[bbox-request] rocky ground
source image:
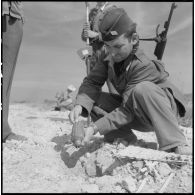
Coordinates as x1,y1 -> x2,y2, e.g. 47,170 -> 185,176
2,102 -> 193,193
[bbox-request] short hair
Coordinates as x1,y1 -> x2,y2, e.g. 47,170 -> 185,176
124,23 -> 137,39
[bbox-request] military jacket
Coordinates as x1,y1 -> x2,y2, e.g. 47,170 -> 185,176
75,49 -> 187,133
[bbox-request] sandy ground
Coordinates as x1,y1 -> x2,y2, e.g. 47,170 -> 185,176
2,102 -> 193,193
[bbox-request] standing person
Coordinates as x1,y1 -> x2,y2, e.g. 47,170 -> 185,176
70,7 -> 191,155
81,2 -> 118,94
2,1 -> 27,142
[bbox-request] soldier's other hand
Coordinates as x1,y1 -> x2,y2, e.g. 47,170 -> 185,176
81,126 -> 95,146
83,22 -> 90,31
83,22 -> 90,38
83,22 -> 99,39
69,105 -> 82,124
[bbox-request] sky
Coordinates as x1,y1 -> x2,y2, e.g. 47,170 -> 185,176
7,2 -> 192,102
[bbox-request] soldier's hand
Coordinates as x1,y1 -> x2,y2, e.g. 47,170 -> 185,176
83,22 -> 99,39
81,126 -> 95,146
69,105 -> 82,124
83,22 -> 90,38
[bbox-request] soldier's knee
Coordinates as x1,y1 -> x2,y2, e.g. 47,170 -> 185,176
134,81 -> 156,98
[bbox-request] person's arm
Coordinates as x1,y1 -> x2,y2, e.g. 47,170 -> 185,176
81,81 -> 136,145
82,52 -> 171,145
75,57 -> 108,115
81,22 -> 100,42
94,82 -> 135,135
93,56 -> 164,135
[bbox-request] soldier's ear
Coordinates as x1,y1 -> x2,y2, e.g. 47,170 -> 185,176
131,33 -> 139,45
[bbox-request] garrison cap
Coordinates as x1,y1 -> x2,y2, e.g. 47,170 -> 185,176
99,8 -> 136,41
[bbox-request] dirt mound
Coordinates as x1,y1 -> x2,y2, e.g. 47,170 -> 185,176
3,103 -> 192,193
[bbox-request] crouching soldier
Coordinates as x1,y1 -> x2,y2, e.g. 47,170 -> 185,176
81,2 -> 118,94
70,7 -> 191,155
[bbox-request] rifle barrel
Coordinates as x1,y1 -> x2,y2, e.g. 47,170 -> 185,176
154,3 -> 177,60
164,3 -> 177,37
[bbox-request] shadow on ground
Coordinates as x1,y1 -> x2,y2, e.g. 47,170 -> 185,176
51,133 -> 72,152
51,133 -> 158,170
60,139 -> 103,168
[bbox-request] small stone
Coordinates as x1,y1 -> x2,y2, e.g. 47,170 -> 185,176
59,181 -> 82,193
79,156 -> 86,163
95,150 -> 115,174
147,176 -> 153,185
137,175 -> 143,181
132,161 -> 144,170
140,167 -> 147,173
132,168 -> 137,174
85,160 -> 96,177
156,163 -> 171,177
117,143 -> 126,149
181,171 -> 188,177
114,185 -> 123,193
179,183 -> 183,187
112,169 -> 117,176
88,177 -> 95,184
95,175 -> 118,188
119,176 -> 136,192
81,184 -> 99,193
120,140 -> 129,147
85,152 -> 90,158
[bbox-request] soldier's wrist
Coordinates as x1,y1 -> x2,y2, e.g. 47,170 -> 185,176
89,123 -> 99,134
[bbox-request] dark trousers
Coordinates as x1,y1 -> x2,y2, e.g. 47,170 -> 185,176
2,15 -> 23,140
91,81 -> 187,151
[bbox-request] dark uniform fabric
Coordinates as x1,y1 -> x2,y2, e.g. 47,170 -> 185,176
2,1 -> 24,140
75,48 -> 187,151
81,3 -> 118,94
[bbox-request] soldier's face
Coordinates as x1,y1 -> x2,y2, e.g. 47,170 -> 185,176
104,34 -> 133,63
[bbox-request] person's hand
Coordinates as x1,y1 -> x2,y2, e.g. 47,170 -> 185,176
69,105 -> 82,124
83,22 -> 99,39
81,126 -> 95,145
83,22 -> 90,38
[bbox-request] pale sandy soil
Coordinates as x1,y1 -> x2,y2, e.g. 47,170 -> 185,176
2,102 -> 193,193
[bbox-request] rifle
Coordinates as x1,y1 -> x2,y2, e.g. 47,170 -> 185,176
140,3 -> 177,60
85,2 -> 91,75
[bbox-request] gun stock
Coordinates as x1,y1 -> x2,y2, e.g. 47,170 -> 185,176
154,38 -> 167,60
154,3 -> 177,60
140,3 -> 177,60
